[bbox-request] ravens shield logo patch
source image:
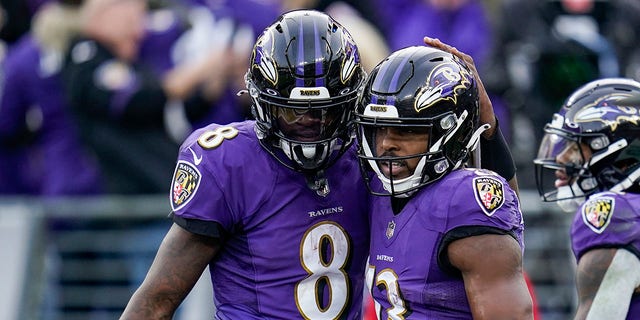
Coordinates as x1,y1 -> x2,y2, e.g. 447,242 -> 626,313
171,161 -> 202,211
582,197 -> 615,234
473,177 -> 505,216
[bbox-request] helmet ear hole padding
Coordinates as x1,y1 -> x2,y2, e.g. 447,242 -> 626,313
245,10 -> 366,172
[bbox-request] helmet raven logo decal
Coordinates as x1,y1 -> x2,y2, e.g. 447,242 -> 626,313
341,38 -> 359,84
415,62 -> 472,113
582,196 -> 614,234
473,176 -> 505,216
253,32 -> 278,85
573,94 -> 640,131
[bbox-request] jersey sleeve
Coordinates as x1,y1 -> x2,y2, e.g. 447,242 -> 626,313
571,193 -> 640,260
447,169 -> 523,234
169,121 -> 277,239
169,127 -> 236,238
436,169 -> 525,273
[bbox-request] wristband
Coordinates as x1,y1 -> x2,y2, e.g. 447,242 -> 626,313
480,118 -> 516,181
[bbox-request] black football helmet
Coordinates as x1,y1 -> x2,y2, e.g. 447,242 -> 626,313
534,78 -> 640,211
355,46 -> 485,197
245,10 -> 365,172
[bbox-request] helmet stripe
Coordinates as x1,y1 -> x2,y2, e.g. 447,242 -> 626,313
372,57 -> 391,93
372,56 -> 392,105
387,54 -> 411,105
296,19 -> 305,87
314,18 -> 325,87
295,16 -> 326,88
372,51 -> 412,106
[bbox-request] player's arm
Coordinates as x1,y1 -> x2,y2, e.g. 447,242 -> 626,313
120,223 -> 221,319
573,248 -> 640,320
423,36 -> 518,194
448,233 -> 533,320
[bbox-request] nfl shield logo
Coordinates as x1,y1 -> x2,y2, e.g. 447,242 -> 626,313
582,197 -> 615,234
386,221 -> 396,239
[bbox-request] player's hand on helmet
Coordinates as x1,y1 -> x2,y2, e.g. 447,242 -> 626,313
423,36 -> 496,138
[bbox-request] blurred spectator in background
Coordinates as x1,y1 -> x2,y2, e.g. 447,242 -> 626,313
62,0 -> 227,194
0,0 -> 102,196
140,0 -> 252,138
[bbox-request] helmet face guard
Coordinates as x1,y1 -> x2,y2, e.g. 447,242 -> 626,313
354,46 -> 481,197
356,114 -> 446,197
248,82 -> 357,170
245,10 -> 365,172
533,125 -> 599,204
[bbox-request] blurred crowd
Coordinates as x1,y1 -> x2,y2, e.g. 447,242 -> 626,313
1,0 -> 640,195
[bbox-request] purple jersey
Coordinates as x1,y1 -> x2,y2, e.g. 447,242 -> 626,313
170,120 -> 370,319
570,191 -> 640,319
367,169 -> 524,319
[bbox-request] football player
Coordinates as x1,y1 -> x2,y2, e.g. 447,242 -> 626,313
533,78 -> 640,320
120,10 -> 372,319
355,45 -> 533,319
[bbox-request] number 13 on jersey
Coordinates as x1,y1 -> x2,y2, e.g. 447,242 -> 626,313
367,263 -> 408,319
